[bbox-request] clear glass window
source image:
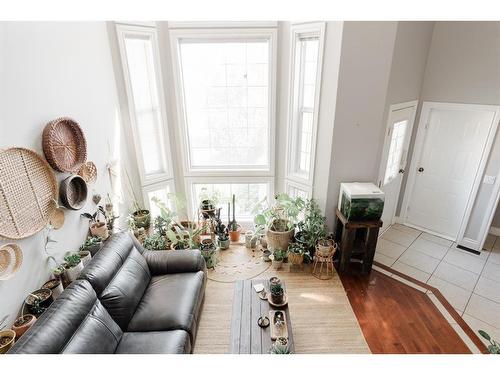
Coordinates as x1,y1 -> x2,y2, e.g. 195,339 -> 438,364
384,120 -> 409,185
178,40 -> 271,169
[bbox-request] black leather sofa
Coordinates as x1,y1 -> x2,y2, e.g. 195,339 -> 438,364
9,232 -> 207,354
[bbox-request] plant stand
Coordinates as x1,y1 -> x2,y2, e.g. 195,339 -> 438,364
312,248 -> 335,280
334,208 -> 383,274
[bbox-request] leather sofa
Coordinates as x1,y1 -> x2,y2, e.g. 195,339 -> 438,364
9,232 -> 207,354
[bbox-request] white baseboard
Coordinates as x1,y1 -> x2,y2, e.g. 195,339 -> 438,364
489,226 -> 500,236
394,216 -> 404,224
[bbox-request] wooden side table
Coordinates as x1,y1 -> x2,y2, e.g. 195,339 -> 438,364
334,208 -> 383,274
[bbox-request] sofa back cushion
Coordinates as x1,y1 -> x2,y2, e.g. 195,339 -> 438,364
9,280 -> 123,354
78,231 -> 151,329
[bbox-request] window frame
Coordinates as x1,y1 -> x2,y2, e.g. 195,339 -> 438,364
184,176 -> 274,223
142,179 -> 177,217
116,23 -> 174,187
285,22 -> 326,187
285,179 -> 312,199
169,28 -> 278,177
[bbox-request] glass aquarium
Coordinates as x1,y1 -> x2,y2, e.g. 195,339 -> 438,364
338,183 -> 385,221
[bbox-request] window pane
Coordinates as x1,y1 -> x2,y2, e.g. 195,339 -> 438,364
191,182 -> 268,222
147,185 -> 172,219
288,185 -> 309,199
123,34 -> 166,176
290,36 -> 320,178
384,120 -> 408,185
179,40 -> 270,169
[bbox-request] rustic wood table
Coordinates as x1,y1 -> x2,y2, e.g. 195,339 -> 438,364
335,208 -> 383,274
229,279 -> 295,354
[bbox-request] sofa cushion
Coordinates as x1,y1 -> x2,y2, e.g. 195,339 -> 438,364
79,232 -> 151,330
115,330 -> 191,354
9,280 -> 122,354
127,271 -> 205,340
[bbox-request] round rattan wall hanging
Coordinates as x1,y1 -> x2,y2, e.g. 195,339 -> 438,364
0,147 -> 58,239
60,175 -> 88,210
0,243 -> 23,280
42,117 -> 87,173
77,161 -> 97,183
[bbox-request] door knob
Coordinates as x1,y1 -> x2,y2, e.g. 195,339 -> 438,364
418,167 -> 424,172
399,169 -> 405,174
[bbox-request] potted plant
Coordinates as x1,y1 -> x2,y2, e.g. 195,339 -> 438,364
270,248 -> 287,270
24,289 -> 53,316
125,168 -> 151,229
288,243 -> 305,266
215,215 -> 230,250
295,198 -> 327,259
167,222 -> 206,250
64,253 -> 83,283
53,264 -> 69,288
0,330 -> 15,354
479,330 -> 500,354
11,314 -> 36,338
228,195 -> 241,242
104,194 -> 119,231
253,193 -> 305,251
199,188 -> 221,219
78,250 -> 92,266
270,282 -> 285,304
81,206 -> 109,239
80,236 -> 102,256
42,278 -> 64,300
245,230 -> 258,248
143,233 -> 169,251
316,239 -> 337,257
200,238 -> 218,269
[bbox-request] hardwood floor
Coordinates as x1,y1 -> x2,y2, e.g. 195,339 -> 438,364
339,264 -> 472,354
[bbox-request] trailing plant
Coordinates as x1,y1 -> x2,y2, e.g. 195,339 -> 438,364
253,193 -> 305,234
296,198 -> 327,250
479,330 -> 500,354
64,253 -> 81,268
142,233 -> 168,251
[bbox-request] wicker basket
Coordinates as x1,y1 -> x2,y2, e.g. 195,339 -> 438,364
0,243 -> 23,280
266,227 -> 295,250
60,175 -> 88,210
0,147 -> 58,239
42,117 -> 87,172
77,161 -> 97,183
288,251 -> 304,265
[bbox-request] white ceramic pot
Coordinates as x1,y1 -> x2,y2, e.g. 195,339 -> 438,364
272,259 -> 283,270
65,261 -> 84,283
78,251 -> 92,266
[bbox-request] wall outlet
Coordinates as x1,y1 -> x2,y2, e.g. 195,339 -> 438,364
483,175 -> 496,185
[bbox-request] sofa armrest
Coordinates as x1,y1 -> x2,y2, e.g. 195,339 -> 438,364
143,250 -> 206,275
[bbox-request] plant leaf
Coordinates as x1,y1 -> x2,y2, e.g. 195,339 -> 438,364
479,330 -> 491,341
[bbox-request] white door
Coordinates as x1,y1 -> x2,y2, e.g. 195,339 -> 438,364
404,105 -> 497,240
379,102 -> 417,233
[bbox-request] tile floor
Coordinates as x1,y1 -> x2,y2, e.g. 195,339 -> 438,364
374,224 -> 500,345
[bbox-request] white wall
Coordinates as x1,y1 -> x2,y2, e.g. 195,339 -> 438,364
324,21 -> 398,228
406,22 -> 500,244
0,22 -> 128,329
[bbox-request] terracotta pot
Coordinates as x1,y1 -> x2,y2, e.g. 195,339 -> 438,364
42,279 -> 64,300
78,250 -> 92,266
0,330 -> 16,354
11,315 -> 36,339
90,221 -> 109,239
65,261 -> 84,283
229,224 -> 241,242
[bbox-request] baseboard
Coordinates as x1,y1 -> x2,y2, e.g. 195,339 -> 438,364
394,216 -> 404,224
489,226 -> 500,236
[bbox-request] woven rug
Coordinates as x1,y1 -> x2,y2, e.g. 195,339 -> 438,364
208,245 -> 271,282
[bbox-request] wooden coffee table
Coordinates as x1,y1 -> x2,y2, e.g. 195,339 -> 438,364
229,278 -> 295,354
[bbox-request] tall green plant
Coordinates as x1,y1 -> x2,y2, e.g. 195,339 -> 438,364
479,330 -> 500,354
297,198 -> 327,250
253,193 -> 305,234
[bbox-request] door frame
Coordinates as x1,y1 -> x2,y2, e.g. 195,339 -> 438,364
400,101 -> 500,244
377,100 -> 418,232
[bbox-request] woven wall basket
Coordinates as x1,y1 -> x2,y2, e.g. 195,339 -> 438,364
0,243 -> 23,280
60,175 -> 88,210
42,117 -> 87,173
0,148 -> 58,239
77,161 -> 97,183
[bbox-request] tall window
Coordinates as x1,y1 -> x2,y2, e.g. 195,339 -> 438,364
171,28 -> 277,222
286,23 -> 325,192
116,24 -> 173,190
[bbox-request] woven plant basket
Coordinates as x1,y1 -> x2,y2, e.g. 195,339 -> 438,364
266,224 -> 294,251
0,147 -> 58,239
0,243 -> 23,280
60,175 -> 88,210
77,161 -> 97,183
42,117 -> 87,173
288,252 -> 304,265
